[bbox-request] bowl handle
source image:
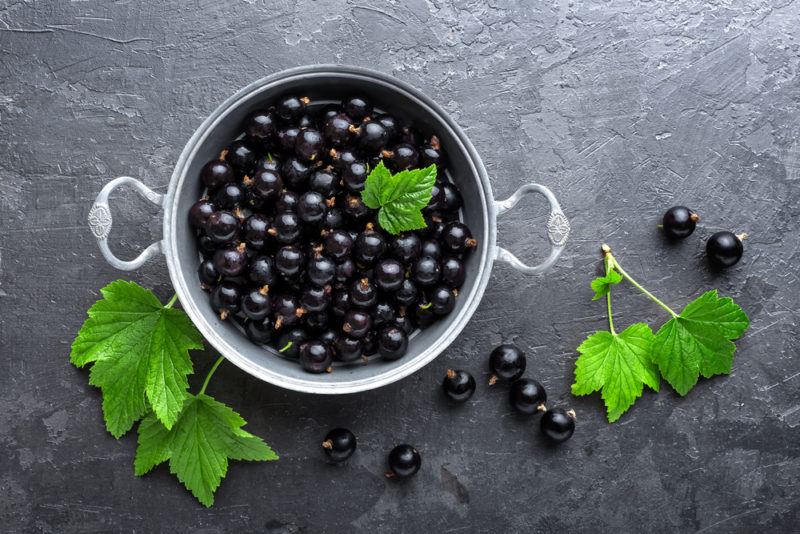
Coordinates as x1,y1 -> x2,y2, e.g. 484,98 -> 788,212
88,176 -> 165,271
493,183 -> 570,274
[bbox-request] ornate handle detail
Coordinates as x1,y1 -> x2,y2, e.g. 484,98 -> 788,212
89,176 -> 165,271
494,183 -> 569,274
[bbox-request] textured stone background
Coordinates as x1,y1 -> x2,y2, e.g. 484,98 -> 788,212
2,0 -> 799,532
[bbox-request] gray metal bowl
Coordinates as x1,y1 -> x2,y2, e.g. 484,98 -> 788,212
88,65 -> 570,394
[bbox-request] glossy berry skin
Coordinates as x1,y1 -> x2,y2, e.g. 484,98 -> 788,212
335,336 -> 363,362
213,183 -> 245,209
309,168 -> 339,196
420,239 -> 442,261
342,161 -> 369,193
248,256 -> 275,285
429,286 -> 455,316
440,257 -> 466,288
412,256 -> 440,287
299,341 -> 332,374
374,114 -> 398,141
251,169 -> 283,200
319,104 -> 341,123
275,328 -> 308,358
213,244 -> 247,277
308,256 -> 336,286
256,155 -> 281,173
243,214 -> 270,250
323,208 -> 344,230
374,259 -> 404,292
440,182 -> 463,213
383,143 -> 418,171
441,221 -> 476,254
343,195 -> 371,222
350,278 -> 377,309
278,127 -> 300,151
295,128 -> 325,161
358,121 -> 389,152
197,234 -> 218,256
378,326 -> 408,360
276,95 -> 308,122
323,113 -> 356,147
201,159 -> 234,189
390,233 -> 422,264
275,246 -> 304,278
540,408 -> 576,443
336,258 -> 356,282
706,231 -> 744,268
210,282 -> 241,317
329,148 -> 358,169
420,137 -> 443,168
331,289 -> 350,317
275,190 -> 300,213
241,286 -> 271,321
343,309 -> 372,338
387,444 -> 421,478
322,428 -> 357,463
197,259 -> 220,285
442,369 -> 476,402
272,212 -> 302,244
372,301 -> 396,328
395,279 -> 419,307
297,191 -> 328,224
317,327 -> 337,345
273,294 -> 304,328
662,206 -> 699,239
301,285 -> 331,313
244,318 -> 274,345
489,344 -> 526,382
244,110 -> 278,148
226,141 -> 256,175
343,96 -> 372,121
510,379 -> 547,414
355,228 -> 387,264
189,199 -> 216,229
282,157 -> 311,189
324,230 -> 354,260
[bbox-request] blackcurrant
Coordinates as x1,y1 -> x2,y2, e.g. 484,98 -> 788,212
390,233 -> 422,264
342,161 -> 369,193
189,199 -> 216,229
441,222 -> 477,254
200,159 -> 234,189
412,256 -> 440,287
374,259 -> 404,292
244,318 -> 274,345
342,309 -> 372,338
282,157 -> 311,189
662,206 -> 699,239
225,141 -> 256,175
329,148 -> 358,170
323,113 -> 356,147
386,444 -> 420,478
309,167 -> 339,197
429,286 -> 455,316
440,257 -> 466,288
271,212 -> 302,244
301,284 -> 331,313
420,136 -> 443,168
295,128 -> 324,162
335,336 -> 363,362
273,294 -> 305,329
540,408 -> 576,443
248,256 -> 275,286
308,255 -> 336,286
377,326 -> 408,360
335,258 -> 356,282
343,96 -> 372,121
358,121 -> 389,152
278,126 -> 300,151
244,110 -> 278,148
317,327 -> 337,346
350,278 -> 377,308
319,104 -> 341,123
256,154 -> 281,173
489,344 -> 526,383
197,259 -> 220,286
198,234 -> 218,256
331,288 -> 350,317
374,113 -> 398,141
250,169 -> 283,200
275,190 -> 300,213
509,378 -> 547,414
243,214 -> 270,250
420,239 -> 442,261
706,231 -> 744,268
442,369 -> 476,402
342,195 -> 371,222
275,328 -> 308,358
275,246 -> 304,278
382,143 -> 418,171
297,191 -> 328,224
372,300 -> 397,328
210,282 -> 241,319
324,229 -> 353,261
213,183 -> 245,209
394,315 -> 414,335
299,340 -> 332,374
323,207 -> 344,230
241,286 -> 271,321
355,224 -> 387,264
213,243 -> 248,277
322,428 -> 357,463
440,182 -> 462,213
276,95 -> 309,122
395,279 -> 419,307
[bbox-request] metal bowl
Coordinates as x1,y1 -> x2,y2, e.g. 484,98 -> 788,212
88,65 -> 570,394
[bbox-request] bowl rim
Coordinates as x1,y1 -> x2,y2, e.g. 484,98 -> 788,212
163,65 -> 497,394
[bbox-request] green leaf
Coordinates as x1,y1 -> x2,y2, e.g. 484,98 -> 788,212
134,394 -> 278,507
652,290 -> 749,396
70,281 -> 204,437
572,323 -> 659,422
360,162 -> 437,234
591,266 -> 622,301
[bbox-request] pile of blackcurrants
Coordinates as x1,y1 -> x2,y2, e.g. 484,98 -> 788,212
189,94 -> 476,373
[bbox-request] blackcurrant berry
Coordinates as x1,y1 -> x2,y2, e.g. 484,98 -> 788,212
420,239 -> 442,261
250,169 -> 283,201
343,96 -> 372,121
323,113 -> 356,147
342,161 -> 369,193
197,259 -> 220,286
331,289 -> 350,317
301,284 -> 331,313
210,281 -> 241,319
350,278 -> 377,309
377,326 -> 408,360
189,199 -> 217,229
271,212 -> 302,244
335,336 -> 363,362
374,114 -> 398,141
662,206 -> 699,239
386,444 -> 420,478
273,294 -> 305,329
441,221 -> 477,254
200,159 -> 234,189
540,408 -> 576,443
395,279 -> 419,307
243,214 -> 270,250
295,128 -> 325,162
278,126 -> 300,151
275,328 -> 308,358
706,231 -> 745,268
382,143 -> 418,171
198,234 -> 218,256
299,340 -> 332,374
412,256 -> 440,287
509,378 -> 547,414
393,315 -> 414,335
317,327 -> 337,346
319,104 -> 341,123
248,256 -> 275,286
440,182 -> 462,213
440,257 -> 466,288
213,183 -> 245,209
308,255 -> 336,286
489,344 -> 526,384
355,224 -> 387,264
420,136 -> 443,168
390,233 -> 422,264
225,141 -> 256,175
329,148 -> 358,170
342,309 -> 372,338
244,110 -> 278,148
276,95 -> 309,122
256,154 -> 281,173
275,246 -> 304,278
429,286 -> 455,316
213,243 -> 248,277
322,428 -> 357,463
358,121 -> 389,152
335,258 -> 356,282
324,229 -> 354,261
241,286 -> 271,321
372,300 -> 396,327
244,318 -> 274,345
309,167 -> 339,197
442,369 -> 476,402
297,191 -> 328,224
374,259 -> 404,292
323,207 -> 344,230
282,157 -> 311,189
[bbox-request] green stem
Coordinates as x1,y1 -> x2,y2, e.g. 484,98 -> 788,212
165,294 -> 178,309
608,255 -> 678,318
199,356 -> 225,396
603,256 -> 616,334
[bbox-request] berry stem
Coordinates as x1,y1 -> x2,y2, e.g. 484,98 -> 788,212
199,356 -> 225,396
165,294 -> 178,309
607,253 -> 678,318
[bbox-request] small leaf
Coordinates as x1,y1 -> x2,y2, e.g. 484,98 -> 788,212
360,163 -> 437,234
590,266 -> 623,301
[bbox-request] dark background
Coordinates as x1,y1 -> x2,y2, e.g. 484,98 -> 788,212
2,1 -> 799,532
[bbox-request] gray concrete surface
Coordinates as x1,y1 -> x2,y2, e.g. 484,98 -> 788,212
2,0 -> 799,532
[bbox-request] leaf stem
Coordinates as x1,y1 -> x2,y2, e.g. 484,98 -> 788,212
603,256 -> 616,335
165,294 -> 178,309
608,255 -> 678,318
199,356 -> 225,396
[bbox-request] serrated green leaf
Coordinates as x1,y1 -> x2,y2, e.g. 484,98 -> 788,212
652,290 -> 749,396
591,266 -> 623,301
135,394 -> 278,507
70,281 -> 204,437
360,163 -> 437,234
572,323 -> 659,422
